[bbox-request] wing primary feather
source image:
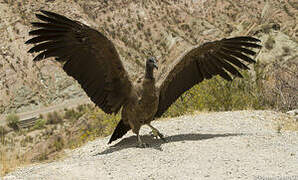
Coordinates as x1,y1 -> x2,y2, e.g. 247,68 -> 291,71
224,36 -> 261,42
221,48 -> 256,63
40,10 -> 80,27
25,34 -> 64,44
33,51 -> 47,61
36,13 -> 80,29
222,45 -> 256,56
215,51 -> 249,70
29,29 -> 68,36
206,54 -> 233,81
31,22 -> 70,30
223,41 -> 262,49
210,53 -> 243,78
36,14 -> 68,26
28,40 -> 66,53
33,46 -> 77,61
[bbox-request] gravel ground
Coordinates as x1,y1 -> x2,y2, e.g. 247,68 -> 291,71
4,110 -> 298,180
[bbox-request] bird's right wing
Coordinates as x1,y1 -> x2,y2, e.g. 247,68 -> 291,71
26,10 -> 132,114
155,36 -> 262,117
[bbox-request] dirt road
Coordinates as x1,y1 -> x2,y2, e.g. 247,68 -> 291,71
4,110 -> 298,179
0,98 -> 92,125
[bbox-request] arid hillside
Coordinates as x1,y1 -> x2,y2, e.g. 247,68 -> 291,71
0,0 -> 297,114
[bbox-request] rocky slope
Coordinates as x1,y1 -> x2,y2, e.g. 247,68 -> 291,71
0,0 -> 297,114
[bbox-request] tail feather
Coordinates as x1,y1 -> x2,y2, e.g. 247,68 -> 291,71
108,119 -> 131,144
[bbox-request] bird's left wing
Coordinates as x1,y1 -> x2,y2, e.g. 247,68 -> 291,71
155,36 -> 262,117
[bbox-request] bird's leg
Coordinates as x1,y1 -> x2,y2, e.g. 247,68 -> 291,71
137,132 -> 148,148
147,124 -> 166,142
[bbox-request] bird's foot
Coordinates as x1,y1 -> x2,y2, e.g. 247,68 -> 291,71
137,142 -> 148,148
150,129 -> 167,142
137,134 -> 148,148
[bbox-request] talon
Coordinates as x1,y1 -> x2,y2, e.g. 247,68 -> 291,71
137,142 -> 148,148
148,124 -> 166,141
157,131 -> 167,142
137,134 -> 148,148
149,132 -> 156,139
159,133 -> 166,141
150,129 -> 159,139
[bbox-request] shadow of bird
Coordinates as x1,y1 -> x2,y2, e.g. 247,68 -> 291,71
94,132 -> 245,155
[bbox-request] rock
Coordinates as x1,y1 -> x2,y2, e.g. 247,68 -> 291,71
286,109 -> 298,116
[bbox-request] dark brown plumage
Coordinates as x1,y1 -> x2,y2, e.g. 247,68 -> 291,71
26,10 -> 262,147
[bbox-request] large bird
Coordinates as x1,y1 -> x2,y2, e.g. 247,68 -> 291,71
26,10 -> 262,147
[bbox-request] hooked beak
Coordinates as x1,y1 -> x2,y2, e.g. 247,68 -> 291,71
154,63 -> 158,70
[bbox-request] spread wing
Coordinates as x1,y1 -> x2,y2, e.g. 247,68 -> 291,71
155,36 -> 262,117
26,10 -> 132,114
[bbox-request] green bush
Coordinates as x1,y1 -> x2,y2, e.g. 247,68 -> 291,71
53,136 -> 64,151
32,119 -> 47,130
6,113 -> 20,130
64,109 -> 83,120
163,69 -> 266,117
64,109 -> 79,120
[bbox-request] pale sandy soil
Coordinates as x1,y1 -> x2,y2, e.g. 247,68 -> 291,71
4,110 -> 298,180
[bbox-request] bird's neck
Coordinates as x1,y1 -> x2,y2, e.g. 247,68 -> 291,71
143,66 -> 155,93
145,66 -> 154,80
142,69 -> 156,98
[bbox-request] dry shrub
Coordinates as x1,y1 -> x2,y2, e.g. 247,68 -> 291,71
0,133 -> 29,176
0,151 -> 29,176
0,125 -> 11,138
260,59 -> 298,111
46,111 -> 63,124
6,114 -> 20,130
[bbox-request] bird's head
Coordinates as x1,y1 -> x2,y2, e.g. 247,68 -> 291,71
145,57 -> 158,80
146,57 -> 158,70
